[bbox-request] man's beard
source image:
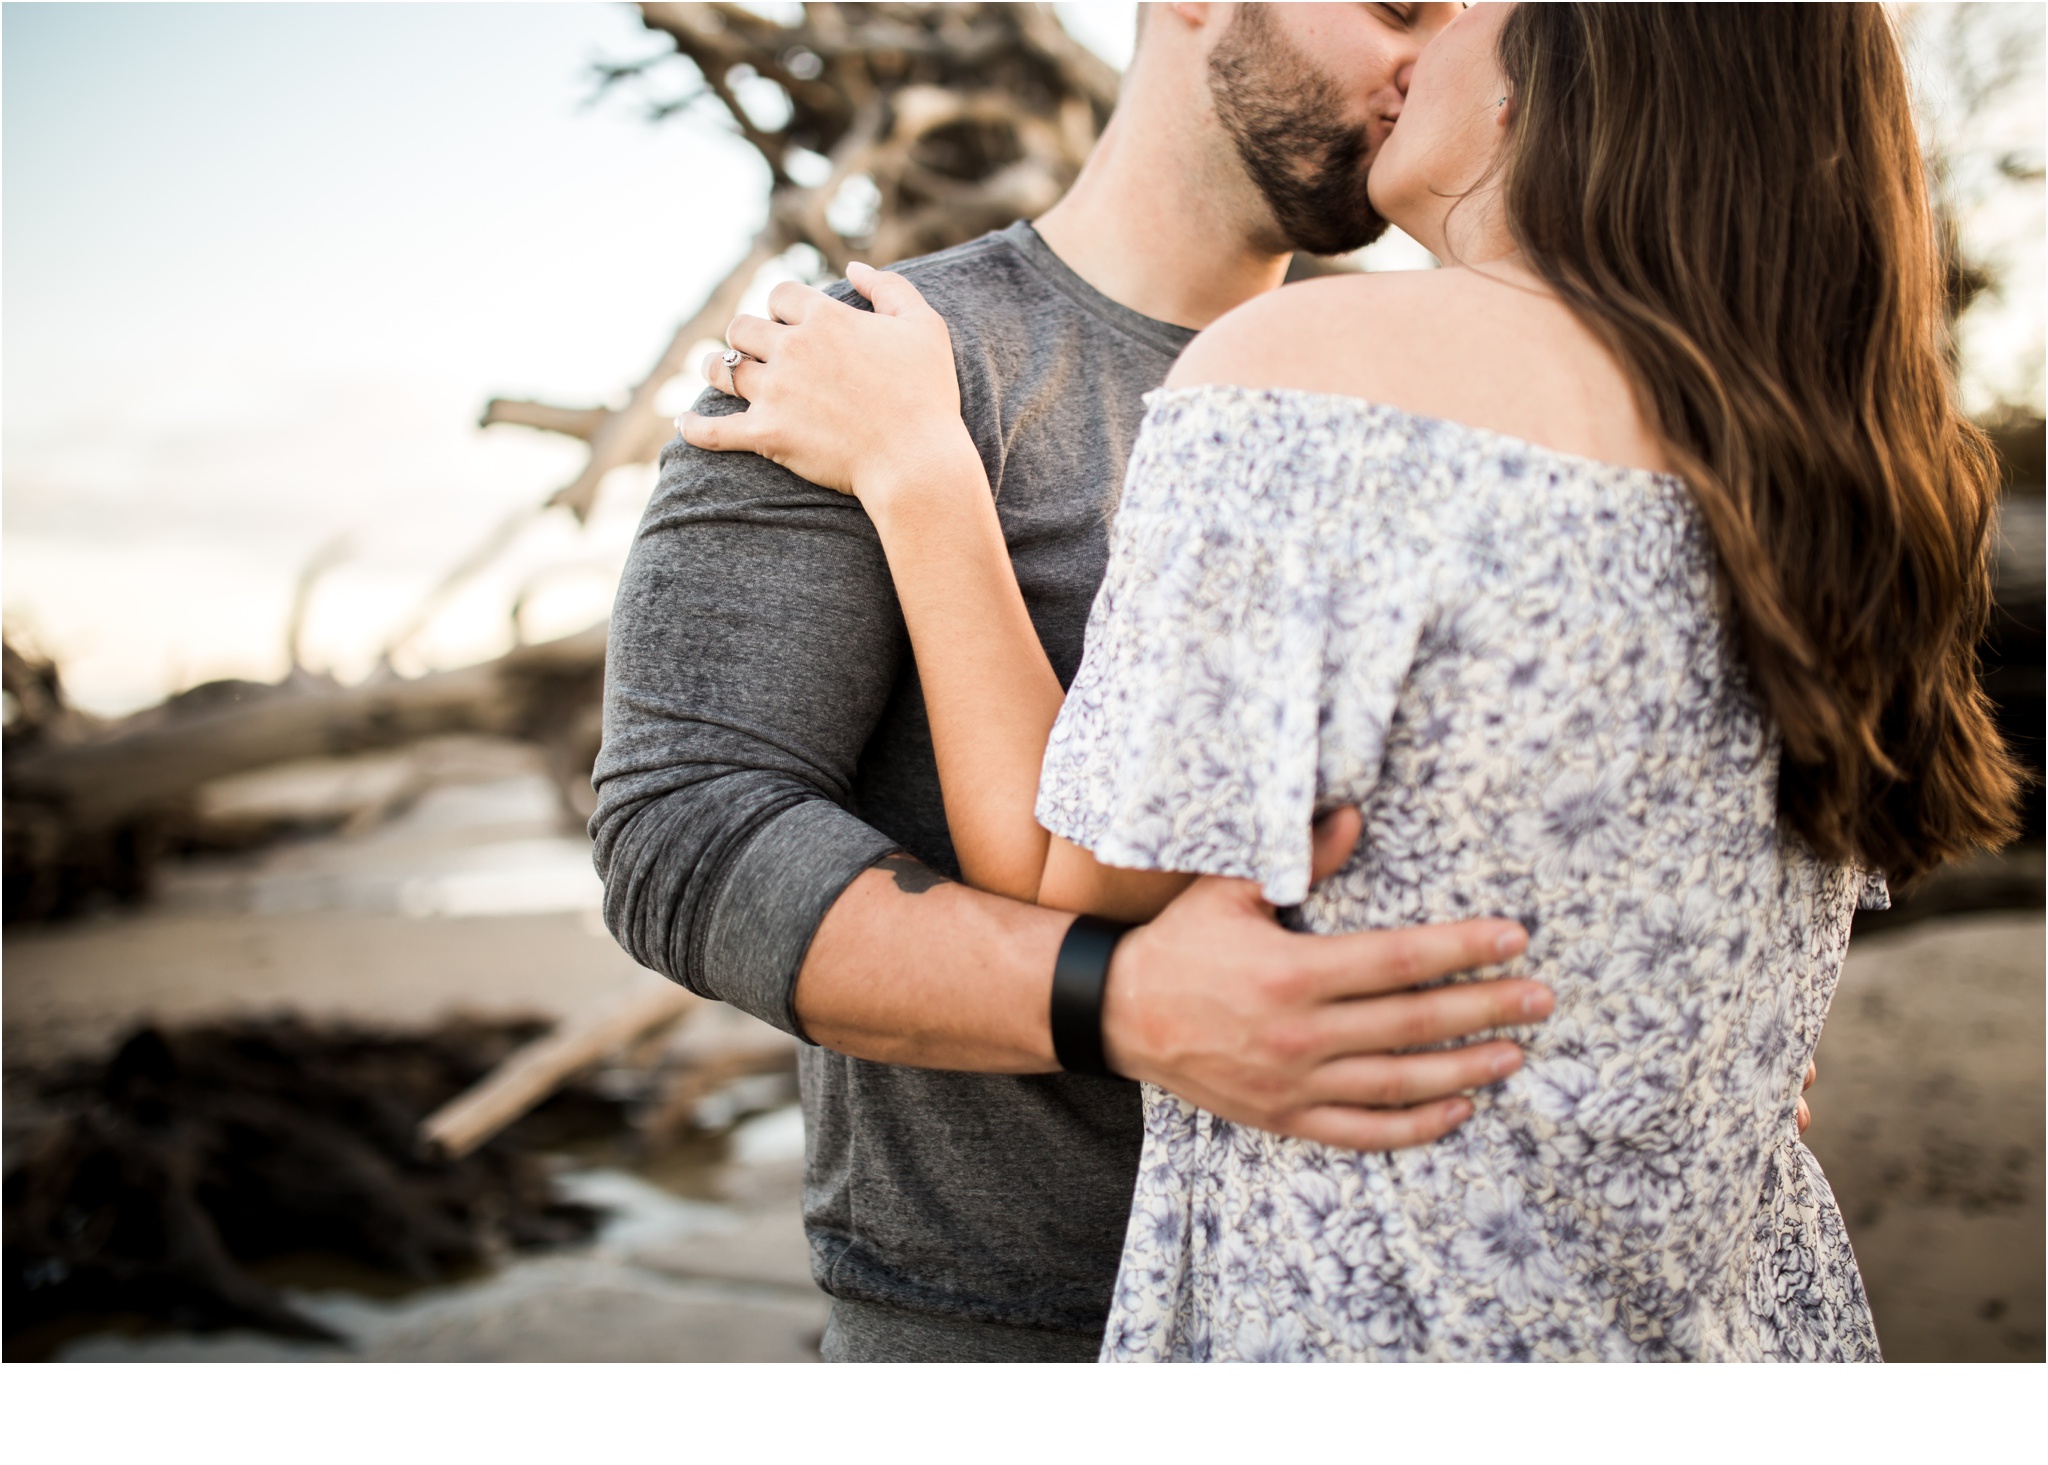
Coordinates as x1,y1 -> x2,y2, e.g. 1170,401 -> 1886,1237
1207,6 -> 1389,257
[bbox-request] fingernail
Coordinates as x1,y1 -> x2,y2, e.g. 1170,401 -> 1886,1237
1518,987 -> 1553,1018
848,260 -> 871,275
1490,1048 -> 1521,1077
1494,928 -> 1527,958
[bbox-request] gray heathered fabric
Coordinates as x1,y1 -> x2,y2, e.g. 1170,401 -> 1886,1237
591,222 -> 1194,1353
821,1298 -> 1100,1363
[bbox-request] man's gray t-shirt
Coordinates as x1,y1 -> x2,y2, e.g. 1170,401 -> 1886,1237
592,222 -> 1194,1357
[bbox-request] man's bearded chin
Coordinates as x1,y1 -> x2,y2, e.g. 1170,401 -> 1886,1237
1207,10 -> 1390,257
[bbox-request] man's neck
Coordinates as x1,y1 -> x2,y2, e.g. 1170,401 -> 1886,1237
1032,77 -> 1293,332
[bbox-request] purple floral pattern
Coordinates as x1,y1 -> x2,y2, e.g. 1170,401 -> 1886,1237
1038,385 -> 1884,1362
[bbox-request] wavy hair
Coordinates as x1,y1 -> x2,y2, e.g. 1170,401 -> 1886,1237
1494,2 -> 2022,881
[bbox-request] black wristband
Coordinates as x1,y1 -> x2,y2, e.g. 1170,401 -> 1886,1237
1050,915 -> 1132,1078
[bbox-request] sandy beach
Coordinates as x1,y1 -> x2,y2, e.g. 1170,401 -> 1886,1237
5,748 -> 2037,1362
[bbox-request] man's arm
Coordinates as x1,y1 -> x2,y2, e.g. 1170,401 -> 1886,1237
598,398 -> 1553,1149
799,813 -> 1555,1152
591,393 -> 909,1034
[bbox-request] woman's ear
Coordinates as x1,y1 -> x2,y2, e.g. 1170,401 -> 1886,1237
1494,90 -> 1516,130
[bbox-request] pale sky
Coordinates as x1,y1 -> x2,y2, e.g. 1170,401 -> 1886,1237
5,1 -> 955,710
3,2 -> 2037,715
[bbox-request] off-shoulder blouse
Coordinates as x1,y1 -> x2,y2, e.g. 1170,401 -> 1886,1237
1037,384 -> 1883,1362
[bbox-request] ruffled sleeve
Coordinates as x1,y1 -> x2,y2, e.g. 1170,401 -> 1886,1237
1035,387 -> 1437,907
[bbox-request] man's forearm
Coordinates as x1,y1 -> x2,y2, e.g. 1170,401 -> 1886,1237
794,833 -> 1557,1155
794,856 -> 1067,1072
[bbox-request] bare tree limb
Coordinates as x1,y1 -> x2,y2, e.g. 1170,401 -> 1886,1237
284,536 -> 353,678
6,4 -> 1125,919
476,401 -> 610,441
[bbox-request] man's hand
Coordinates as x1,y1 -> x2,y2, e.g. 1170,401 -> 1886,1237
1797,1061 -> 1817,1136
1101,808 -> 1551,1151
799,809 -> 1551,1153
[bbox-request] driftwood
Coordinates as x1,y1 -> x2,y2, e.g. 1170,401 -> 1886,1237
4,4 -> 1122,923
4,5 -> 2041,926
394,2 -> 1118,662
7,624 -> 604,832
2,625 -> 606,921
635,1046 -> 802,1149
419,985 -> 700,1160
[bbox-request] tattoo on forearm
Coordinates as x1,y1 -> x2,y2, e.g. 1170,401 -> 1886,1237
879,854 -> 950,895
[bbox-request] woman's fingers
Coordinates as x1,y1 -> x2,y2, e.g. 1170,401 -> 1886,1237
846,261 -> 939,321
1309,806 -> 1364,885
678,408 -> 764,455
766,279 -> 833,325
726,314 -> 784,362
700,347 -> 754,398
1306,1042 -> 1522,1109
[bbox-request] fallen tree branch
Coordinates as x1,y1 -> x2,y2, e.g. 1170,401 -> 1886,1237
419,985 -> 701,1160
6,623 -> 608,832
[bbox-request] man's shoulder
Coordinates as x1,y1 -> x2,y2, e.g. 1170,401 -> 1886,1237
830,227 -> 1043,330
887,226 -> 1038,296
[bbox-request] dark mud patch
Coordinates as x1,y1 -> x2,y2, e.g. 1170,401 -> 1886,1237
4,1017 -> 635,1359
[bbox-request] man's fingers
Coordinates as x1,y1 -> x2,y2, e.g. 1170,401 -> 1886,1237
1311,978 -> 1551,1059
1299,918 -> 1529,1001
726,314 -> 784,362
1802,1061 -> 1817,1093
1796,1096 -> 1812,1135
1309,807 -> 1364,886
1288,1096 -> 1474,1153
1306,1041 -> 1522,1108
678,408 -> 762,455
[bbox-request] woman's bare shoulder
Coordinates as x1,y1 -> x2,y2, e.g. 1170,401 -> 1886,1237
1167,268 -> 1668,473
1168,270 -> 1489,393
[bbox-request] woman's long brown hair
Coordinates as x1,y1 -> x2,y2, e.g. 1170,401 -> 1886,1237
1494,2 -> 2022,882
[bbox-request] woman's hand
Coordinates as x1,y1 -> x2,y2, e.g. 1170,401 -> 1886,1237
679,262 -> 980,512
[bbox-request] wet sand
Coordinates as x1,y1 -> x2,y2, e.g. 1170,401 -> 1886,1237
1807,911 -> 2044,1362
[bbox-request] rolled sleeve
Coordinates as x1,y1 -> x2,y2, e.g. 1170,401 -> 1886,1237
590,400 -> 910,1036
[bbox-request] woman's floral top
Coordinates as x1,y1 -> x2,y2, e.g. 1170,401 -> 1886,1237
1036,385 -> 1884,1362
